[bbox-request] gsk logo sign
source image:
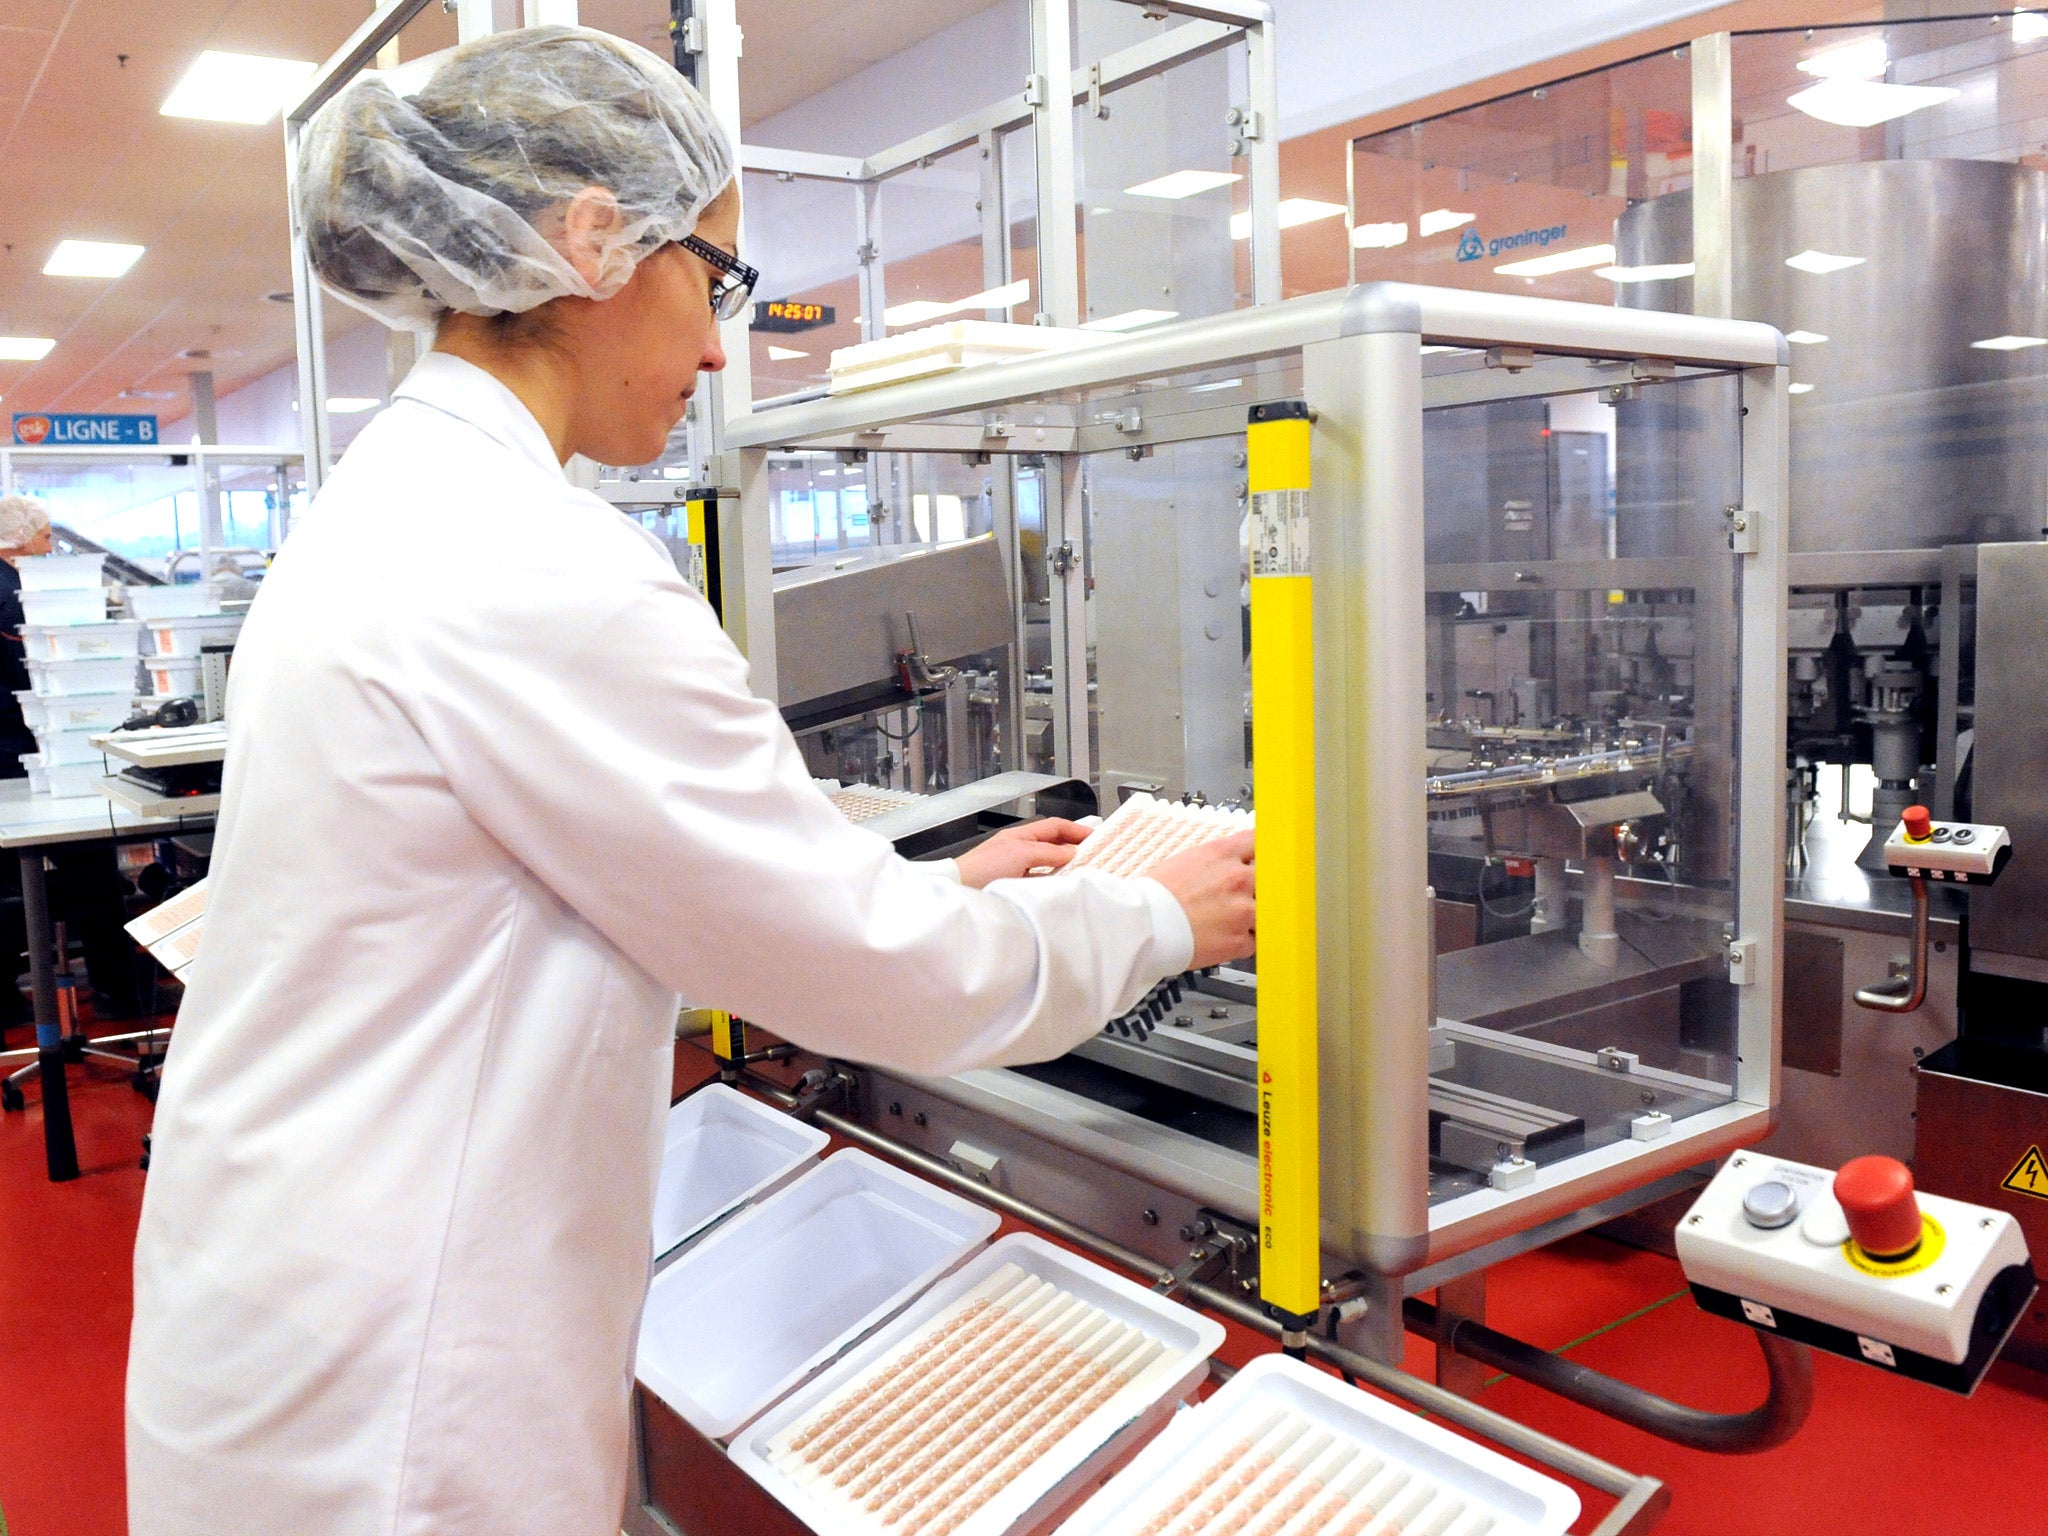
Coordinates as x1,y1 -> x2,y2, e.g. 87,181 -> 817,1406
13,415 -> 49,445
1455,228 -> 1484,262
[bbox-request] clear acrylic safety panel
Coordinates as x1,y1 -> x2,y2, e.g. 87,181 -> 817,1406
1699,18 -> 2048,553
1349,46 -> 1694,305
1421,372 -> 1745,1200
9,456 -> 201,574
1074,3 -> 1249,331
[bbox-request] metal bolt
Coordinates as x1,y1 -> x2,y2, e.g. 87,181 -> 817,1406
1733,1155 -> 1747,1168
913,1111 -> 928,1127
1640,1089 -> 1656,1105
1982,1217 -> 1996,1229
1210,1006 -> 1231,1020
1142,1208 -> 1159,1226
888,1101 -> 903,1117
1173,1014 -> 1194,1027
1687,1214 -> 1703,1226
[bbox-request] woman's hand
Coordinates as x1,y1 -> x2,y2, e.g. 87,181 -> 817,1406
953,818 -> 1092,889
1145,831 -> 1256,969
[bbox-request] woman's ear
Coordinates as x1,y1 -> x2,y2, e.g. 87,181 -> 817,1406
558,186 -> 625,286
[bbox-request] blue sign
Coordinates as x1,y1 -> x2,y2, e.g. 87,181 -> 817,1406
1457,224 -> 1570,263
12,412 -> 158,446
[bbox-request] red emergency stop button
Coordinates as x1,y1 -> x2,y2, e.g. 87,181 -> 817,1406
1835,1155 -> 1923,1259
1901,805 -> 1933,842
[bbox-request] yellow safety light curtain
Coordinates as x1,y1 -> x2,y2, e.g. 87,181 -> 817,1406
1247,401 -> 1322,1332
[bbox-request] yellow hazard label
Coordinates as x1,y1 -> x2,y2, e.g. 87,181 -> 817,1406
1842,1213 -> 1945,1278
2003,1145 -> 2048,1202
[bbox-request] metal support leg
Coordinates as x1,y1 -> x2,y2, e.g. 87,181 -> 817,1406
1434,1270 -> 1490,1398
24,849 -> 77,1182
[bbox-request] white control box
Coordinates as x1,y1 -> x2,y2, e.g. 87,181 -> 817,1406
1676,1152 -> 2035,1394
1880,818 -> 2011,883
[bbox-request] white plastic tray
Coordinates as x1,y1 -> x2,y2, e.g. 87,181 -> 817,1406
27,655 -> 139,696
1055,1353 -> 1580,1536
23,621 -> 140,660
731,1231 -> 1226,1536
17,553 -> 104,591
144,614 -> 244,657
143,656 -> 203,696
652,1084 -> 829,1263
126,583 -> 221,620
636,1148 -> 998,1440
21,588 -> 109,626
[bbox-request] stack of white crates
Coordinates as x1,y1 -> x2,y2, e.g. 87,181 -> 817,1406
130,583 -> 241,701
15,553 -> 132,795
12,565 -> 248,797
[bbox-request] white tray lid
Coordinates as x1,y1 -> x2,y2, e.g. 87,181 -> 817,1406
652,1083 -> 830,1261
729,1230 -> 1226,1536
636,1147 -> 998,1440
1054,1353 -> 1581,1536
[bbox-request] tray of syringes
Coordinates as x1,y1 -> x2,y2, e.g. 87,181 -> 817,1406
1053,1353 -> 1581,1536
1060,793 -> 1253,881
728,1231 -> 1225,1536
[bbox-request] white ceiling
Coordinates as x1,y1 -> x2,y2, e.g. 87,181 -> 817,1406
0,0 -> 994,429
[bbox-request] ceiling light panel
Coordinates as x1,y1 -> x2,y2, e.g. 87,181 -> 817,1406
1788,382 -> 1816,394
161,50 -> 319,125
1796,38 -> 1889,79
1972,334 -> 2048,351
43,240 -> 145,279
1350,222 -> 1409,249
1785,330 -> 1829,344
1788,79 -> 1958,127
2017,12 -> 2048,44
1594,261 -> 1695,283
0,338 -> 55,361
1230,199 -> 1346,240
1495,243 -> 1616,278
766,345 -> 809,361
1124,170 -> 1241,200
1785,249 -> 1866,274
1418,209 -> 1475,236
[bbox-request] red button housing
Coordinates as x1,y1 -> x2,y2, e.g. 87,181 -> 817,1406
1901,805 -> 1933,842
1834,1155 -> 1923,1257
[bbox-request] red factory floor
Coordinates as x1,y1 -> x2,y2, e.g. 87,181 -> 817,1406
6,1045 -> 2048,1536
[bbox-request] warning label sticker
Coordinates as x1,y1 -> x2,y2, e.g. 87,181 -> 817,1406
2002,1145 -> 2048,1202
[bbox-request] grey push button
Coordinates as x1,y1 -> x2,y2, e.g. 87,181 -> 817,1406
1742,1179 -> 1800,1229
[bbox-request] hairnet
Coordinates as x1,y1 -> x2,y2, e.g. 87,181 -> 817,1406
296,25 -> 736,330
0,495 -> 51,552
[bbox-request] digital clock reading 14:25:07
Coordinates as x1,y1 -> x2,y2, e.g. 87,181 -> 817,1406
750,299 -> 836,333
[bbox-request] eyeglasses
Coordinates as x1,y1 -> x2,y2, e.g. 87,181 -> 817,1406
678,233 -> 758,322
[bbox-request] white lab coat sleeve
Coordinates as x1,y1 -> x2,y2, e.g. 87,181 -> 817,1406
401,569 -> 1192,1076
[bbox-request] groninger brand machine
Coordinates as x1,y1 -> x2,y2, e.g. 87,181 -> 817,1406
718,281 -> 1796,1359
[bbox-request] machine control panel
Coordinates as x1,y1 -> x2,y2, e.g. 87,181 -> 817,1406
1879,806 -> 2012,884
1676,1152 -> 2036,1394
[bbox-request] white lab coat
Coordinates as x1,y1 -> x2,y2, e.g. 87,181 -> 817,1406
126,353 -> 1191,1536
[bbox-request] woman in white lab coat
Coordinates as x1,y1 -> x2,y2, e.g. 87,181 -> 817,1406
125,27 -> 1255,1536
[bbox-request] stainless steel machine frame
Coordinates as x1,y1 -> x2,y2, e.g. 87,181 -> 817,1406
282,0 -> 1283,499
722,282 -> 1791,1282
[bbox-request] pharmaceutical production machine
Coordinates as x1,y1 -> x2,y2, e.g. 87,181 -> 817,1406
719,282 -> 1812,1348
660,281 -> 2040,1536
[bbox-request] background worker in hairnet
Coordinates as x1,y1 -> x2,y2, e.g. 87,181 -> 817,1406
126,26 -> 1256,1536
0,495 -> 146,1023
